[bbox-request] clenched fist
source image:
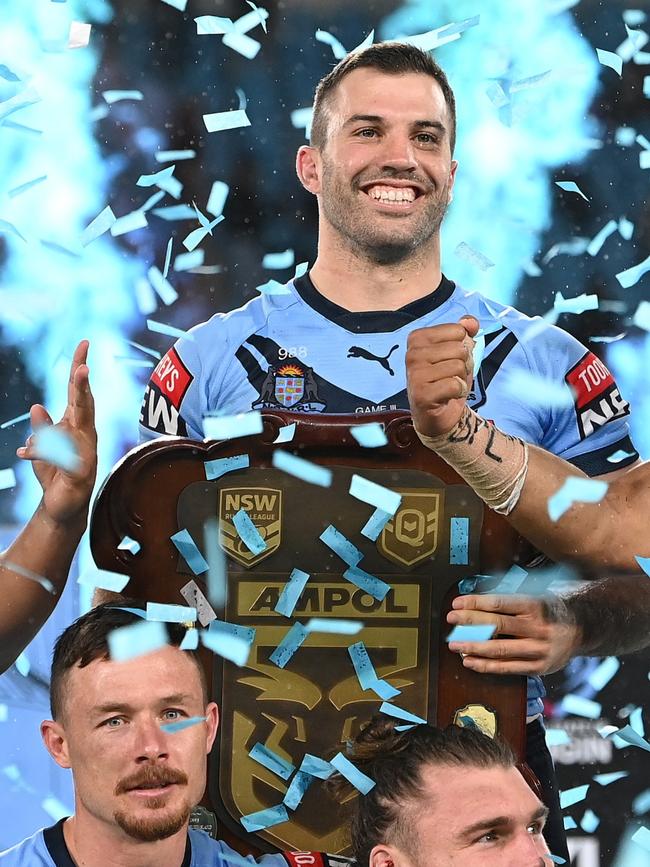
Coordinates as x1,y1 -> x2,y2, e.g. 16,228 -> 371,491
406,315 -> 479,437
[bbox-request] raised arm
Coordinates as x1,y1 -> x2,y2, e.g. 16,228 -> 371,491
0,341 -> 97,673
405,318 -> 648,573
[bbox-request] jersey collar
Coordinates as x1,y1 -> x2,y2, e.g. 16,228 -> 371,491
292,271 -> 456,334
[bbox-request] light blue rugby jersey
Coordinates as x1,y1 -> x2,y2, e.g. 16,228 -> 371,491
139,272 -> 638,716
0,821 -> 351,866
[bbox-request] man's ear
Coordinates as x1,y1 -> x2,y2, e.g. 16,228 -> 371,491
41,719 -> 72,770
296,145 -> 322,195
447,159 -> 458,203
205,702 -> 219,753
369,843 -> 407,867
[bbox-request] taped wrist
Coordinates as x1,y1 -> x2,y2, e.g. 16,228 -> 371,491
414,407 -> 529,515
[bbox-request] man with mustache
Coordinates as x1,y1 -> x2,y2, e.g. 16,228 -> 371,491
0,602 -> 350,866
137,42 -> 639,863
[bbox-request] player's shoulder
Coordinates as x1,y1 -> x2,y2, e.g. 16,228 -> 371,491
190,832 -> 355,866
196,282 -> 300,337
0,827 -> 53,865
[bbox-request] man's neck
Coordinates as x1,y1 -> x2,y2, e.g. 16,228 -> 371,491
63,815 -> 189,867
309,226 -> 443,312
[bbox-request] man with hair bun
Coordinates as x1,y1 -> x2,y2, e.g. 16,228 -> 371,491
332,716 -> 550,867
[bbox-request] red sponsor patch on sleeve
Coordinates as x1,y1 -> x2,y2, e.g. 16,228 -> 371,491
150,348 -> 193,409
565,353 -> 614,408
282,854 -> 325,867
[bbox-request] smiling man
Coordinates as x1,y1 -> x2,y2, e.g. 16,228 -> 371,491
334,716 -> 551,867
0,603 -> 346,866
137,43 -> 639,863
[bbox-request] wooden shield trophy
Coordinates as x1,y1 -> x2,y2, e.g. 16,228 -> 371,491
90,411 -> 527,856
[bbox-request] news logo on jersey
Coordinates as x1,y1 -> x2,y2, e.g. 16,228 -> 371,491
139,348 -> 193,436
565,352 -> 630,439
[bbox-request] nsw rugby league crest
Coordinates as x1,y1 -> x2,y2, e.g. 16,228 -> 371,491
253,362 -> 326,412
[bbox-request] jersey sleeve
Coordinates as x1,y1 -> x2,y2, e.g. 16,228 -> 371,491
138,316 -> 230,443
525,324 -> 638,476
212,839 -> 355,866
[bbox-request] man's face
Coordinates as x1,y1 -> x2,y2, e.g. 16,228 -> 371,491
372,764 -> 549,867
43,646 -> 218,843
310,68 -> 457,264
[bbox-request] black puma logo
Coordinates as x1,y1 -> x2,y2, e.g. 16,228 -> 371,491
347,344 -> 400,376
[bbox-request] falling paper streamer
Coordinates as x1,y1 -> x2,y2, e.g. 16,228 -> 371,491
402,16 -> 480,51
553,291 -> 598,315
596,48 -> 623,76
270,622 -> 309,668
108,620 -> 168,662
273,423 -> 296,444
203,411 -> 263,440
454,241 -> 495,271
633,301 -> 650,331
256,278 -> 292,296
32,427 -> 81,472
180,579 -> 217,627
581,809 -> 600,833
545,729 -> 572,747
180,628 -> 199,650
161,0 -> 188,10
78,568 -> 130,594
272,450 -> 332,487
182,215 -> 223,252
222,31 -> 261,60
555,180 -> 590,201
8,174 -> 48,198
315,29 -> 347,60
559,784 -> 589,809
249,743 -> 295,780
263,249 -> 295,270
156,149 -> 196,162
202,620 -> 255,666
349,474 -> 401,515
240,804 -> 289,833
447,624 -> 496,643
203,109 -> 251,133
3,561 -> 55,594
635,555 -> 650,576
146,603 -> 197,623
283,771 -> 313,811
0,412 -> 31,429
0,468 -> 17,490
547,477 -> 609,521
350,422 -> 388,448
204,454 -> 250,480
344,565 -> 390,602
232,508 -> 267,555
587,220 -> 617,256
81,205 -> 116,247
319,525 -> 363,567
361,507 -> 392,542
111,210 -> 148,237
275,568 -> 310,618
560,694 -> 602,719
379,702 -> 427,726
330,753 -> 375,794
300,754 -> 335,780
617,254 -> 650,289
305,618 -> 363,635
207,181 -> 230,216
102,90 -> 143,104
170,529 -> 209,575
493,564 -> 528,595
174,250 -> 204,272
148,266 -> 178,306
587,656 -> 620,691
161,715 -> 206,733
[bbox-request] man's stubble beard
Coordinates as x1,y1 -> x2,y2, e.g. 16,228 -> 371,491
319,155 -> 451,266
113,797 -> 191,843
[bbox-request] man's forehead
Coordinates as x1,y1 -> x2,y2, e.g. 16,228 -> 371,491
420,763 -> 539,813
331,68 -> 448,120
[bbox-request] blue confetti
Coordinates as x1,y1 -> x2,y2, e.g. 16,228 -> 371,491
343,565 -> 390,602
545,856 -> 567,865
207,180 -> 229,217
118,535 -> 141,555
294,261 -> 309,279
0,412 -> 31,429
449,517 -> 470,565
203,108 -> 251,133
360,507 -> 392,542
180,628 -> 199,650
315,29 -> 347,60
42,796 -> 72,822
631,827 -> 650,852
240,804 -> 289,833
596,47 -> 623,76
81,205 -> 116,247
349,474 -> 401,514
272,450 -> 332,487
330,753 -> 375,794
283,771 -> 312,810
593,771 -> 629,786
153,204 -> 195,221
454,241 -> 495,271
204,453 -> 250,480
560,694 -> 602,719
555,180 -> 590,201
379,702 -> 427,725
232,508 -> 267,555
319,525 -> 363,567
8,174 -> 47,199
137,165 -> 176,188
447,624 -> 496,643
617,254 -> 650,289
155,149 -> 196,162
110,210 -> 147,237
195,15 -> 233,35
249,743 -> 295,780
1,560 -> 54,594
493,564 -> 528,594
559,784 -> 589,809
608,449 -> 636,464
161,715 -> 206,733
170,528 -> 209,575
273,422 -> 296,444
256,278 -> 292,295
203,410 -> 263,440
504,371 -> 574,408
587,220 -> 618,256
305,618 -> 363,635
547,477 -> 609,521
348,641 -> 400,700
299,754 -> 334,779
270,623 -> 308,668
581,809 -> 600,833
263,249 -> 295,269
202,620 -> 255,666
603,724 -> 650,752
275,568 -> 310,618
553,291 -> 598,314
0,468 -> 16,490
632,788 -> 650,814
148,265 -> 178,306
545,729 -> 572,747
15,652 -> 30,677
78,568 -> 130,593
350,422 -> 388,448
32,426 -> 80,472
162,237 -> 173,279
102,90 -> 144,104
146,603 -> 197,623
108,620 -> 168,662
174,250 -> 204,272
203,518 -> 227,609
588,656 -> 620,691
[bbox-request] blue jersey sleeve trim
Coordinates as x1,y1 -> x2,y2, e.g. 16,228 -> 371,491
565,435 -> 638,476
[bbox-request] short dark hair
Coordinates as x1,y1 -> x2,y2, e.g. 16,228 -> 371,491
311,42 -> 457,154
331,716 -> 516,866
50,600 -> 207,720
